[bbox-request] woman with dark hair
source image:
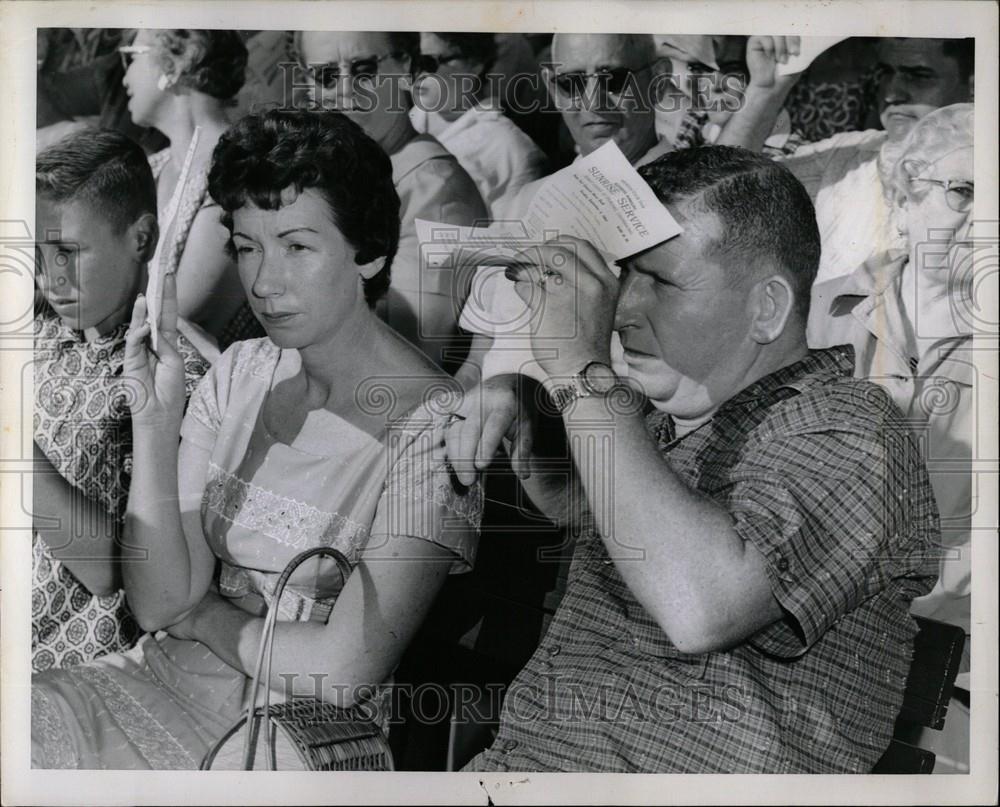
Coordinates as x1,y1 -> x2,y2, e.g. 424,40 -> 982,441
120,29 -> 259,348
294,30 -> 487,370
31,109 -> 482,770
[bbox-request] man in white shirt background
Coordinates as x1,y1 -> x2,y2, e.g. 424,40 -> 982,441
718,36 -> 973,285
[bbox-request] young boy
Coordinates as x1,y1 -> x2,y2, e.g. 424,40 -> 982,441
32,128 -> 211,671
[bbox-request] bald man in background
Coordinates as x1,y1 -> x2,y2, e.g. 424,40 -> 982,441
492,33 -> 671,221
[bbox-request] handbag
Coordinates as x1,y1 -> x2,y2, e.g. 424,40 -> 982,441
199,546 -> 395,771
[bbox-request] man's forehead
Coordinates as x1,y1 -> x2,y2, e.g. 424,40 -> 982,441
553,34 -> 636,71
632,208 -> 725,273
301,30 -> 392,60
877,38 -> 950,67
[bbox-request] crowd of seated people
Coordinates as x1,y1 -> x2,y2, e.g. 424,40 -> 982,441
30,29 -> 978,774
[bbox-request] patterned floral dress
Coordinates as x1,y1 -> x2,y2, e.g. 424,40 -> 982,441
32,338 -> 482,769
32,310 -> 210,672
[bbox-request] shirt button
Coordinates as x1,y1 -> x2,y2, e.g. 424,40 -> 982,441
776,556 -> 790,573
547,645 -> 561,657
503,740 -> 518,753
540,660 -> 553,671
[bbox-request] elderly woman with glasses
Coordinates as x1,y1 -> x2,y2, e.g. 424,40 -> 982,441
808,102 -> 975,640
120,29 -> 258,350
293,30 -> 487,372
409,32 -> 548,215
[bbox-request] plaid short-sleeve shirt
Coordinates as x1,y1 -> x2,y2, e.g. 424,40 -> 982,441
465,346 -> 939,773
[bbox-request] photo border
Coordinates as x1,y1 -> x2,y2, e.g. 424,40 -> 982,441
2,1 -> 997,804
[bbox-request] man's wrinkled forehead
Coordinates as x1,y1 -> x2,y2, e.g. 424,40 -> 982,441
877,37 -> 951,69
552,33 -> 642,72
628,204 -> 725,275
300,30 -> 394,62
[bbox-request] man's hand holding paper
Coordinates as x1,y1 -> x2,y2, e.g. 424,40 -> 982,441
505,237 -> 619,380
417,140 -> 682,382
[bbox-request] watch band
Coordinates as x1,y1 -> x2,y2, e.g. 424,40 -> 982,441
549,362 -> 619,414
550,382 -> 583,414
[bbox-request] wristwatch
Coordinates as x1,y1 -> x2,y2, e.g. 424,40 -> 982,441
550,361 -> 620,413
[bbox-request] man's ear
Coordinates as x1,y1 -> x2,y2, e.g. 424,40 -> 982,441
748,273 -> 795,344
131,213 -> 159,264
358,255 -> 386,280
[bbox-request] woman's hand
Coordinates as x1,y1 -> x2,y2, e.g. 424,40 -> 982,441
124,273 -> 187,431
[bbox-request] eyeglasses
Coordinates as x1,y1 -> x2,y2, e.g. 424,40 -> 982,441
414,53 -> 465,74
550,64 -> 654,100
301,52 -> 407,89
910,178 -> 975,213
118,45 -> 151,72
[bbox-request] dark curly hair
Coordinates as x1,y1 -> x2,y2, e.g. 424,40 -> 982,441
153,29 -> 247,101
207,109 -> 400,307
639,146 -> 820,322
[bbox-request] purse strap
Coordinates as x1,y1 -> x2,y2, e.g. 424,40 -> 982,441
242,545 -> 354,770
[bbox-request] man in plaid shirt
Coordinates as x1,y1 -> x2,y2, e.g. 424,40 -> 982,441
446,145 -> 939,772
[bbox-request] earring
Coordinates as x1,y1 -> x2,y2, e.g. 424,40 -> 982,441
157,74 -> 176,91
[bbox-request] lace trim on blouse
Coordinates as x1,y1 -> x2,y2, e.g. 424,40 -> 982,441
31,687 -> 79,768
71,665 -> 199,769
203,462 -> 372,555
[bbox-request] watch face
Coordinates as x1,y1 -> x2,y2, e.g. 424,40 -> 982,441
581,361 -> 618,395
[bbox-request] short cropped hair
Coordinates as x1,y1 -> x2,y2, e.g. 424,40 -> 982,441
639,146 -> 821,321
207,109 -> 400,307
36,128 -> 157,234
152,29 -> 247,101
891,103 -> 974,201
430,33 -> 497,71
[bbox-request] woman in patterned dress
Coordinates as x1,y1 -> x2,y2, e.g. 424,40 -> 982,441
32,109 -> 482,770
32,129 -> 210,672
121,29 -> 262,348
